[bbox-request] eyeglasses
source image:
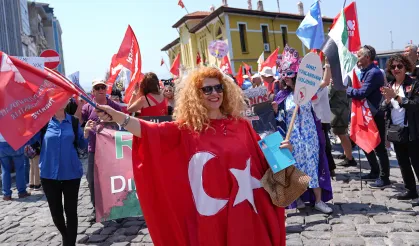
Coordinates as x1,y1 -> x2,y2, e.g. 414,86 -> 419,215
200,84 -> 223,95
390,64 -> 404,70
94,85 -> 107,91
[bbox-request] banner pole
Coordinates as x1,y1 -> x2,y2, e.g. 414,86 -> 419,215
285,105 -> 299,141
358,145 -> 362,190
343,0 -> 347,8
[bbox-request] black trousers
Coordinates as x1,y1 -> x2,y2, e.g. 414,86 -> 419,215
363,114 -> 390,181
393,139 -> 419,193
322,123 -> 336,172
41,178 -> 81,246
87,152 -> 95,208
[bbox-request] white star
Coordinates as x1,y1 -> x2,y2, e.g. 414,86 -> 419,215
229,158 -> 262,213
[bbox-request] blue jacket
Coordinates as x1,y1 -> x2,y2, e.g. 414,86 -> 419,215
346,64 -> 385,116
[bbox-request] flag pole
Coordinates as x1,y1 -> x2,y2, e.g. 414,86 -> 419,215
358,146 -> 362,190
343,0 -> 347,8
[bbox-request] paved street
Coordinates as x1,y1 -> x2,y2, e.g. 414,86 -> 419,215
0,148 -> 419,245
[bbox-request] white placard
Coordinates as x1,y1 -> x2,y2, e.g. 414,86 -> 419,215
14,56 -> 45,71
294,52 -> 323,105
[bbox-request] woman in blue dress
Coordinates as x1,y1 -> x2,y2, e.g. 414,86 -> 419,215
272,46 -> 333,214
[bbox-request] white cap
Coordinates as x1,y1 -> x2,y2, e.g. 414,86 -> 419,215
243,75 -> 249,79
92,79 -> 107,87
260,67 -> 274,77
251,73 -> 261,79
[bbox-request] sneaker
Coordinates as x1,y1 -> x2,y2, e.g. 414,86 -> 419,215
361,173 -> 379,181
336,154 -> 346,160
296,198 -> 306,209
338,158 -> 357,167
368,179 -> 391,190
29,185 -> 35,190
18,192 -> 31,199
397,192 -> 419,201
33,185 -> 42,191
3,196 -> 12,201
315,201 -> 333,214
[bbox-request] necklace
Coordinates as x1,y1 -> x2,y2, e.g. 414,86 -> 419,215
394,82 -> 403,95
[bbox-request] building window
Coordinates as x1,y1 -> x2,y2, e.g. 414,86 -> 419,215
239,24 -> 248,53
216,27 -> 223,40
262,26 -> 269,44
281,26 -> 288,46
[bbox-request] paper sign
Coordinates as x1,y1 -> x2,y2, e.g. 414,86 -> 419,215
294,52 -> 323,105
258,132 -> 296,173
14,56 -> 45,71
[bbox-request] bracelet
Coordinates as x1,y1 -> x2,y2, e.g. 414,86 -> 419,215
120,115 -> 131,128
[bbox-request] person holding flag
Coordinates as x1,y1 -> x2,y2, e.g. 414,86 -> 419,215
94,67 -> 287,246
81,79 -> 122,221
347,45 -> 391,189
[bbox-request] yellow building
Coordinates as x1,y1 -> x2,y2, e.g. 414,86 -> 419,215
161,4 -> 333,75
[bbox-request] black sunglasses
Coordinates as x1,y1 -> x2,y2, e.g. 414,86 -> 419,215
201,84 -> 223,95
390,64 -> 404,70
94,85 -> 107,91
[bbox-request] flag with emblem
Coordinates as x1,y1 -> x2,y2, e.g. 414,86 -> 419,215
0,52 -> 77,150
132,119 -> 286,246
220,56 -> 232,74
349,69 -> 380,153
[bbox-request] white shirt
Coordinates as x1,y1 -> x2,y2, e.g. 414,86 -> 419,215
0,134 -> 6,142
312,87 -> 332,124
390,84 -> 407,127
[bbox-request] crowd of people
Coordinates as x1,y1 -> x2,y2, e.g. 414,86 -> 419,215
0,43 -> 418,245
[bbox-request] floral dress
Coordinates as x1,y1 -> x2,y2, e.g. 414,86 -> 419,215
285,94 -> 319,188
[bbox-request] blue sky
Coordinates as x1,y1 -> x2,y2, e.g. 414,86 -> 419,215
44,0 -> 418,91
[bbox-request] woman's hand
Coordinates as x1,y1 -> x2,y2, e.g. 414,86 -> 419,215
272,101 -> 279,114
95,105 -> 117,122
279,140 -> 293,152
381,87 -> 397,101
84,120 -> 96,139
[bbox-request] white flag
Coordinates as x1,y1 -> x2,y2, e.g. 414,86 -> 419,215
257,52 -> 264,72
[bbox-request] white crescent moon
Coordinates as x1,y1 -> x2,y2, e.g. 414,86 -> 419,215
188,152 -> 228,216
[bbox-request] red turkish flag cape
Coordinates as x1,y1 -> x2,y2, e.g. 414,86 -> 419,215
236,65 -> 244,86
0,52 -> 75,150
332,2 -> 361,53
132,119 -> 286,246
170,53 -> 181,77
261,48 -> 279,71
220,56 -> 233,74
242,62 -> 252,78
349,70 -> 380,153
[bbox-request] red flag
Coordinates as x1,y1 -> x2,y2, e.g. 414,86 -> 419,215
349,70 -> 380,153
178,0 -> 185,8
107,25 -> 142,104
236,65 -> 244,86
0,52 -> 75,150
220,56 -> 233,74
132,119 -> 286,246
332,2 -> 361,53
170,53 -> 181,77
108,54 -> 123,86
124,73 -> 144,105
160,58 -> 165,66
196,52 -> 202,65
261,48 -> 279,71
242,62 -> 252,78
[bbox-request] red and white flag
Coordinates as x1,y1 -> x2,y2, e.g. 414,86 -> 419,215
242,62 -> 252,78
220,56 -> 232,74
160,58 -> 165,66
107,25 -> 142,104
257,52 -> 264,72
178,0 -> 185,8
170,53 -> 181,77
332,2 -> 361,53
0,52 -> 78,150
236,65 -> 244,87
196,52 -> 202,65
261,48 -> 279,71
349,70 -> 380,153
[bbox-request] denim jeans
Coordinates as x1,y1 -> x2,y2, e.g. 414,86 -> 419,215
0,142 -> 27,196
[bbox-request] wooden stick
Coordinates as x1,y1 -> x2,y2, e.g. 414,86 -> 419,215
285,105 -> 299,141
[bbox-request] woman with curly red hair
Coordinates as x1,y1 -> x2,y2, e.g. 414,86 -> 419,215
95,67 -> 287,246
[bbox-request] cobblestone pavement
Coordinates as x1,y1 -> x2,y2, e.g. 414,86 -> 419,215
1,148 -> 419,245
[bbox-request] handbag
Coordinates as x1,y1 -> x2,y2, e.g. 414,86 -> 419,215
261,165 -> 311,207
387,114 -> 409,144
